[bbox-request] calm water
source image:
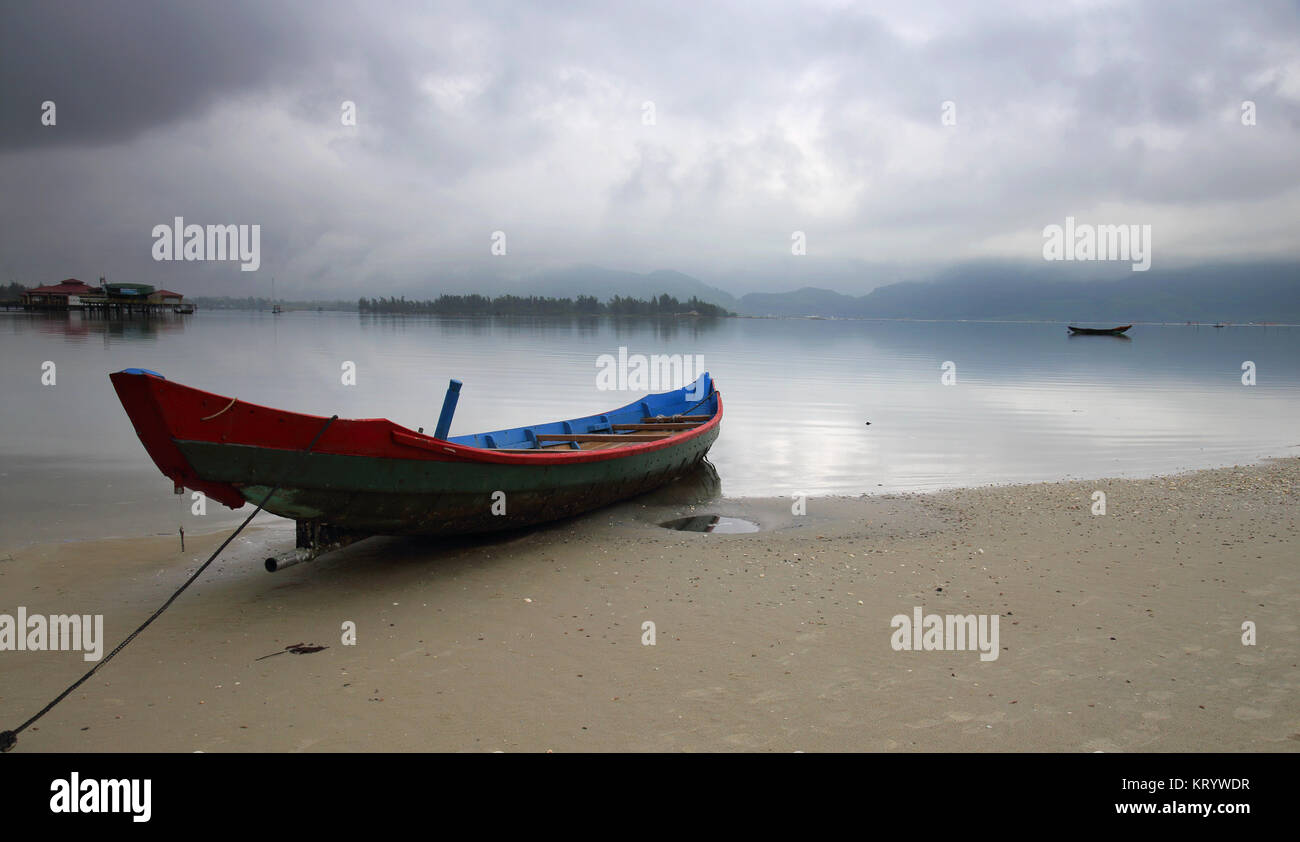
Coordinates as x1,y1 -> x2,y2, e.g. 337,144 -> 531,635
1,310 -> 1297,548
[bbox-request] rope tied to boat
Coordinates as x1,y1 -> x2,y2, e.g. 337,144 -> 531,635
0,413 -> 338,753
652,382 -> 717,422
682,383 -> 716,417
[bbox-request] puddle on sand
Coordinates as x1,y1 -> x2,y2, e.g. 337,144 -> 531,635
659,515 -> 760,534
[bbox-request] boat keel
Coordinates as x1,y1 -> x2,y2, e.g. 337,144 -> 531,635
264,520 -> 371,572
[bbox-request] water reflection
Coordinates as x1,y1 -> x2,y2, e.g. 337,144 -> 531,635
660,515 -> 760,534
356,313 -> 727,341
608,316 -> 727,341
1067,332 -> 1132,342
18,310 -> 190,343
639,459 -> 723,505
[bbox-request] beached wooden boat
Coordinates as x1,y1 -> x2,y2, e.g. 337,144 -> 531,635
1067,324 -> 1132,335
110,368 -> 721,566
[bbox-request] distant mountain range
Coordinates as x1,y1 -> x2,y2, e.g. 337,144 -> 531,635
736,261 -> 1300,323
503,261 -> 1299,323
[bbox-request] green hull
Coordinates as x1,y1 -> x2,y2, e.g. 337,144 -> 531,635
177,426 -> 719,535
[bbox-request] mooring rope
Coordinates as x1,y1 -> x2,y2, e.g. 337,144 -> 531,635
655,382 -> 717,421
0,414 -> 338,753
682,384 -> 716,417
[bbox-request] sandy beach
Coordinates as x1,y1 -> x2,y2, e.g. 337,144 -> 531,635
1,458 -> 1295,753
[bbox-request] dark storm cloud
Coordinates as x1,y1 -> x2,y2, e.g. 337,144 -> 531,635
0,1 -> 440,151
4,1 -> 303,147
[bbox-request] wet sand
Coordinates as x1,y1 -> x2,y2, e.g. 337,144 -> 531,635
1,459 -> 1296,752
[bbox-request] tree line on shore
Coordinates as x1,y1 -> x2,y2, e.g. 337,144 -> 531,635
191,296 -> 354,311
4,283 -> 732,318
357,293 -> 731,316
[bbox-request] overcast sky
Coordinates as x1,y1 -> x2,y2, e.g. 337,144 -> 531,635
2,0 -> 1298,298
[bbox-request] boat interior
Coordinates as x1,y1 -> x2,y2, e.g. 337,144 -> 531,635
446,372 -> 717,452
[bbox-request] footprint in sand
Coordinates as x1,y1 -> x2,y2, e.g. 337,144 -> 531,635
1233,706 -> 1272,721
945,710 -> 1005,725
681,686 -> 726,701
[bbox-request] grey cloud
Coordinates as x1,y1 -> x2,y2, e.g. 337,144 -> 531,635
1,0 -> 1297,298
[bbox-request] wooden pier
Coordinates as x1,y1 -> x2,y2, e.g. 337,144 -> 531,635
10,299 -> 187,315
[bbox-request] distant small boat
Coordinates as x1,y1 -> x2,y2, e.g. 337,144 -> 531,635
110,369 -> 721,568
1067,324 -> 1132,335
173,304 -> 195,314
272,304 -> 283,315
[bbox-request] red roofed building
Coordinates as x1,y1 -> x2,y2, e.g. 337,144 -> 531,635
21,279 -> 102,309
